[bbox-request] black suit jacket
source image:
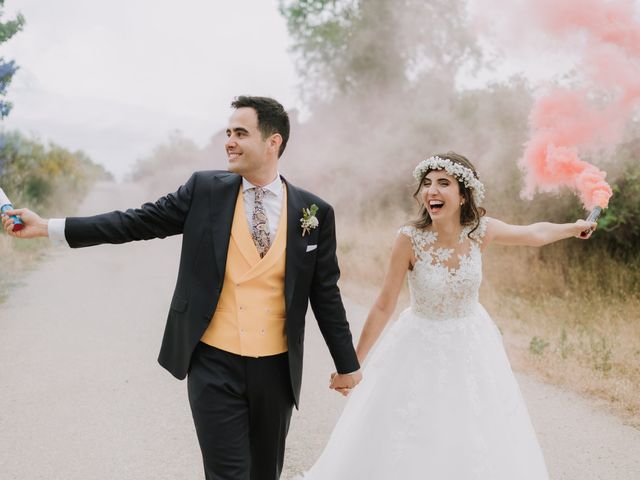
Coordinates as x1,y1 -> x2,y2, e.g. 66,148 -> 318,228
65,171 -> 360,405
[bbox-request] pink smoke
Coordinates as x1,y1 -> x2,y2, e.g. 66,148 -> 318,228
520,0 -> 640,210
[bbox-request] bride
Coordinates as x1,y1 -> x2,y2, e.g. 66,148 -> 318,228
298,152 -> 596,479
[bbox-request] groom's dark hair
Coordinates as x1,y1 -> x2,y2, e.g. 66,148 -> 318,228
231,96 -> 290,158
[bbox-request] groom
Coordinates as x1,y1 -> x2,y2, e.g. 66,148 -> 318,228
2,96 -> 362,480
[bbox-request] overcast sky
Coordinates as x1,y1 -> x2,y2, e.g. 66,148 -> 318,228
2,0 -> 300,180
3,1 -> 627,181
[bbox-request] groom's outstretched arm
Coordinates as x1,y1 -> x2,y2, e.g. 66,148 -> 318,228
308,204 -> 360,375
2,174 -> 198,245
65,173 -> 197,248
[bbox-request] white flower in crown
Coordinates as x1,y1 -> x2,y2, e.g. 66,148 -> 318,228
413,155 -> 485,205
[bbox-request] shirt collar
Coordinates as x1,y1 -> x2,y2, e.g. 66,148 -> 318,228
242,173 -> 282,197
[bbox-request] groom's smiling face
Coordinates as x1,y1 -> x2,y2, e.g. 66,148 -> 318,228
225,107 -> 270,177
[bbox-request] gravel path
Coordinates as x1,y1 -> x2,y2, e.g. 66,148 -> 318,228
1,182 -> 638,479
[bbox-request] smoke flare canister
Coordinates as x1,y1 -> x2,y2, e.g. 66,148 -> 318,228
0,188 -> 24,231
585,206 -> 602,223
580,206 -> 602,238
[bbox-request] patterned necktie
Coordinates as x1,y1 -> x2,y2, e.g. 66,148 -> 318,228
251,187 -> 271,258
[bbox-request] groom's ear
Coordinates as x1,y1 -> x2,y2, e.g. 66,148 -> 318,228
268,133 -> 283,156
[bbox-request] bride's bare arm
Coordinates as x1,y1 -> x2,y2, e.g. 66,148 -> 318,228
483,216 -> 597,248
355,233 -> 413,364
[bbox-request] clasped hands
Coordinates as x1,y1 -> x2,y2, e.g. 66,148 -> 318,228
329,370 -> 363,397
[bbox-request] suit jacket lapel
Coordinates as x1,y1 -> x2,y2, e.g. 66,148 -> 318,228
211,174 -> 242,279
283,176 -> 307,314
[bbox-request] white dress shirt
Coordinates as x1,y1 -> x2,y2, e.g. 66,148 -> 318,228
47,173 -> 285,247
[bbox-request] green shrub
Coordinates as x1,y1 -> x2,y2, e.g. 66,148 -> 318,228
0,130 -> 112,215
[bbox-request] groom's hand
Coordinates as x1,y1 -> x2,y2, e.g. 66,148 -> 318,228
329,371 -> 362,397
1,208 -> 49,239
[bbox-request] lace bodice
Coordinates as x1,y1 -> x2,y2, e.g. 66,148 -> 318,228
398,218 -> 488,320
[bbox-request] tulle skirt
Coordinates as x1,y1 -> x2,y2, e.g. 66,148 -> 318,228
296,305 -> 549,479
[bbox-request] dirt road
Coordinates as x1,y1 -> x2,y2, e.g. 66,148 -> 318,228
1,182 -> 638,479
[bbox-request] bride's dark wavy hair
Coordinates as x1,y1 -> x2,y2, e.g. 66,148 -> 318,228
411,151 -> 486,237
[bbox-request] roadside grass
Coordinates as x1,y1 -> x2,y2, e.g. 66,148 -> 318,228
0,235 -> 51,305
482,244 -> 640,428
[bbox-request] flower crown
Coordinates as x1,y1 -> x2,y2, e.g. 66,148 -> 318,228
413,155 -> 485,205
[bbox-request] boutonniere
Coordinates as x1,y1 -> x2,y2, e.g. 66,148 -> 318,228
300,204 -> 319,236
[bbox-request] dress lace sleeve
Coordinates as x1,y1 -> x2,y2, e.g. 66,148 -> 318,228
469,216 -> 489,243
398,225 -> 414,239
398,225 -> 419,259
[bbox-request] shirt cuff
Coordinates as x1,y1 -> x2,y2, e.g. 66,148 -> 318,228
48,218 -> 69,247
345,369 -> 361,375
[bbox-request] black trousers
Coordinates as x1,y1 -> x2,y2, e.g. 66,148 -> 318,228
187,342 -> 294,480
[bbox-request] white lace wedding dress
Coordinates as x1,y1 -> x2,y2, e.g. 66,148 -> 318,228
297,218 -> 549,479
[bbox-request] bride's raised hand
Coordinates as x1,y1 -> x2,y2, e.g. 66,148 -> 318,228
574,219 -> 597,239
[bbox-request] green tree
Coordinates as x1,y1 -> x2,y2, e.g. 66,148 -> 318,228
582,159 -> 640,260
0,0 -> 25,118
280,0 -> 481,103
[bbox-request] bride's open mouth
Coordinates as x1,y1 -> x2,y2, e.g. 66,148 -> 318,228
429,200 -> 444,213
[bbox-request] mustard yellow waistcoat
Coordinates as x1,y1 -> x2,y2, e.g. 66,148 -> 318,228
200,186 -> 288,357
